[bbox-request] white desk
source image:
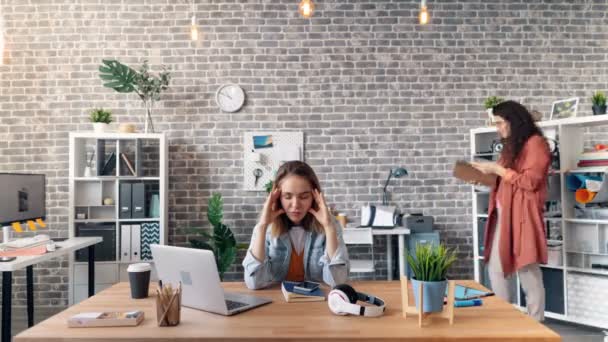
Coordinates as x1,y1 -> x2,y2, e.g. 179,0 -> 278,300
0,237 -> 101,342
371,228 -> 411,280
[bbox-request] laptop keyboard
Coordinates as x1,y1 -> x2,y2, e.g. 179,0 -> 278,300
225,299 -> 248,311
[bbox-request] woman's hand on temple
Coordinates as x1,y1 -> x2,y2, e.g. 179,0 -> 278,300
260,189 -> 285,227
308,189 -> 334,231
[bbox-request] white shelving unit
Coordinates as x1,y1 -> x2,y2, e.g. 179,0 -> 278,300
471,115 -> 608,329
68,132 -> 168,304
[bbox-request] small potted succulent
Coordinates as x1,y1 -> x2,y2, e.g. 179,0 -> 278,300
591,91 -> 606,115
407,243 -> 457,313
90,108 -> 113,133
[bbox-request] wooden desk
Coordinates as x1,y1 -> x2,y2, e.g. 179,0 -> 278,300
16,280 -> 560,342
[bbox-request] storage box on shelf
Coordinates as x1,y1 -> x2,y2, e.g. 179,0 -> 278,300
69,132 -> 167,304
471,115 -> 608,329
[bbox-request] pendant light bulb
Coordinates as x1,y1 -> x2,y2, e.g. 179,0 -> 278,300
419,0 -> 429,25
190,15 -> 198,41
298,0 -> 315,19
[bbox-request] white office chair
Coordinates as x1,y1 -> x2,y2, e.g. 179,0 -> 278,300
342,228 -> 375,278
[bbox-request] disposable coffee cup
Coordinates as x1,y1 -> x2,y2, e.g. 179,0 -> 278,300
127,263 -> 151,299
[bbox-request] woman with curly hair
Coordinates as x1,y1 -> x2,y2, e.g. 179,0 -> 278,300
472,100 -> 550,321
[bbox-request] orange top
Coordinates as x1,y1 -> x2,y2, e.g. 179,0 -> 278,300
285,244 -> 305,282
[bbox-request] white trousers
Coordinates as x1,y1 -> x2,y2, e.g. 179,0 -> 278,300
488,216 -> 545,322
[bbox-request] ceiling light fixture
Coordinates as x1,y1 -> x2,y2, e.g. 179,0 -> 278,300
298,0 -> 315,19
190,0 -> 199,41
419,0 -> 429,25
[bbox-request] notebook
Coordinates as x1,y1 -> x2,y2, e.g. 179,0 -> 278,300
281,281 -> 325,303
452,160 -> 497,187
449,284 -> 494,300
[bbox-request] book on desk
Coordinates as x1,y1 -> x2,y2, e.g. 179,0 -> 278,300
281,281 -> 325,302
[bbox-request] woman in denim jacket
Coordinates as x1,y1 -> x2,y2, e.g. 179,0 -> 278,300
242,161 -> 349,290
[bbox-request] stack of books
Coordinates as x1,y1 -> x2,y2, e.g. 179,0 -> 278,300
577,150 -> 608,168
281,281 -> 325,303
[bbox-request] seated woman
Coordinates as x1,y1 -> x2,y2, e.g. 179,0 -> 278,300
242,161 -> 349,290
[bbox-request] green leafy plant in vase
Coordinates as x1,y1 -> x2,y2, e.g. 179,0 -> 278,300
591,91 -> 607,115
407,243 -> 457,313
189,193 -> 246,280
89,108 -> 113,133
98,59 -> 170,133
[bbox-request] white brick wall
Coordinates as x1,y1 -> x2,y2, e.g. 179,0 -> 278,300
1,0 -> 608,307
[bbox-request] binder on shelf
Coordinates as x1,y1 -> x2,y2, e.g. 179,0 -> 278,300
120,183 -> 132,219
131,224 -> 141,262
101,152 -> 116,176
131,183 -> 146,219
121,225 -> 132,262
120,153 -> 136,176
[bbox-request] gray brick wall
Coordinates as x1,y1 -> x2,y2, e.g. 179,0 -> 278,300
1,0 -> 608,307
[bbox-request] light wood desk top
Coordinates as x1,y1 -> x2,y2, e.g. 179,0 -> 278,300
16,280 -> 560,342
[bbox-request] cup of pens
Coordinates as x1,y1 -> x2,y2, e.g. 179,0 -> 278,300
155,281 -> 182,327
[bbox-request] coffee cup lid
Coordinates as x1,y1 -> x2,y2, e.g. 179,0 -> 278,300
127,262 -> 151,272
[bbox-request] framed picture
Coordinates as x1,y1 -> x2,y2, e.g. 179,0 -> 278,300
550,97 -> 579,120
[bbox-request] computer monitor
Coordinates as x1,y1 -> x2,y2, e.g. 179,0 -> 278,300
0,173 -> 46,226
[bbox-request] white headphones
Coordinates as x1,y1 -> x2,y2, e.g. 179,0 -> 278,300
328,284 -> 386,317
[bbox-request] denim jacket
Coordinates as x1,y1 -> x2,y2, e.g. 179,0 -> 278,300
242,220 -> 349,290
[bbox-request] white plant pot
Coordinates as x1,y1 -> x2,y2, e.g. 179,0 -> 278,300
93,123 -> 108,133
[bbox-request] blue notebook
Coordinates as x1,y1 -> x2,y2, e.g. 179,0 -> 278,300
281,281 -> 325,302
449,284 -> 494,300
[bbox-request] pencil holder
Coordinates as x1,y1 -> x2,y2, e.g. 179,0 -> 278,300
155,285 -> 182,327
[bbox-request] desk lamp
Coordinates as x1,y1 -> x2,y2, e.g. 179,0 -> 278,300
382,167 -> 408,205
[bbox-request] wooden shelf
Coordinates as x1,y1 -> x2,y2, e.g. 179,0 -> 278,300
567,167 -> 608,174
541,264 -> 564,270
567,266 -> 608,276
565,218 -> 608,224
566,250 -> 608,256
118,218 -> 160,222
74,219 -> 116,223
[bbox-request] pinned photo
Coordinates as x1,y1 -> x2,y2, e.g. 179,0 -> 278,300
253,135 -> 273,149
550,97 -> 579,120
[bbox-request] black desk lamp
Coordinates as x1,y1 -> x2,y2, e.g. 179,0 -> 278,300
382,167 -> 408,205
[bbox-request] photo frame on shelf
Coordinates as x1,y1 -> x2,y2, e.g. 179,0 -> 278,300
550,97 -> 579,120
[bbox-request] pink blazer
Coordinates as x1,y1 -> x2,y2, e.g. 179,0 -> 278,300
484,135 -> 550,276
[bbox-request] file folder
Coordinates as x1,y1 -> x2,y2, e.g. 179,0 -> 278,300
119,183 -> 132,219
120,225 -> 131,262
131,183 -> 145,219
131,224 -> 141,262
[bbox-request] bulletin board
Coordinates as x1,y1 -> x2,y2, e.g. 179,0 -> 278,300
243,131 -> 304,191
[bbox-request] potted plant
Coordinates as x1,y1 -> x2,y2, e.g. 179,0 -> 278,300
189,193 -> 247,280
407,243 -> 457,313
591,91 -> 606,115
98,59 -> 170,133
484,96 -> 504,121
90,108 -> 113,133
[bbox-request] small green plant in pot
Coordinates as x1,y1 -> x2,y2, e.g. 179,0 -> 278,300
591,91 -> 607,115
89,108 -> 113,133
407,243 -> 457,313
189,193 -> 247,280
484,96 -> 504,124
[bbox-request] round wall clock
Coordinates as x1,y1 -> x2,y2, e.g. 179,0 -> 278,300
216,84 -> 246,113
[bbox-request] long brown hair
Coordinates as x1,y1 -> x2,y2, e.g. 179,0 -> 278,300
270,161 -> 325,238
492,100 -> 544,168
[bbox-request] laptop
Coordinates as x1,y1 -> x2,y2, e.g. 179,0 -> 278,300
150,244 -> 272,316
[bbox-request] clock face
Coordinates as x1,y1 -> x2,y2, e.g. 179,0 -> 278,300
216,84 -> 245,113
